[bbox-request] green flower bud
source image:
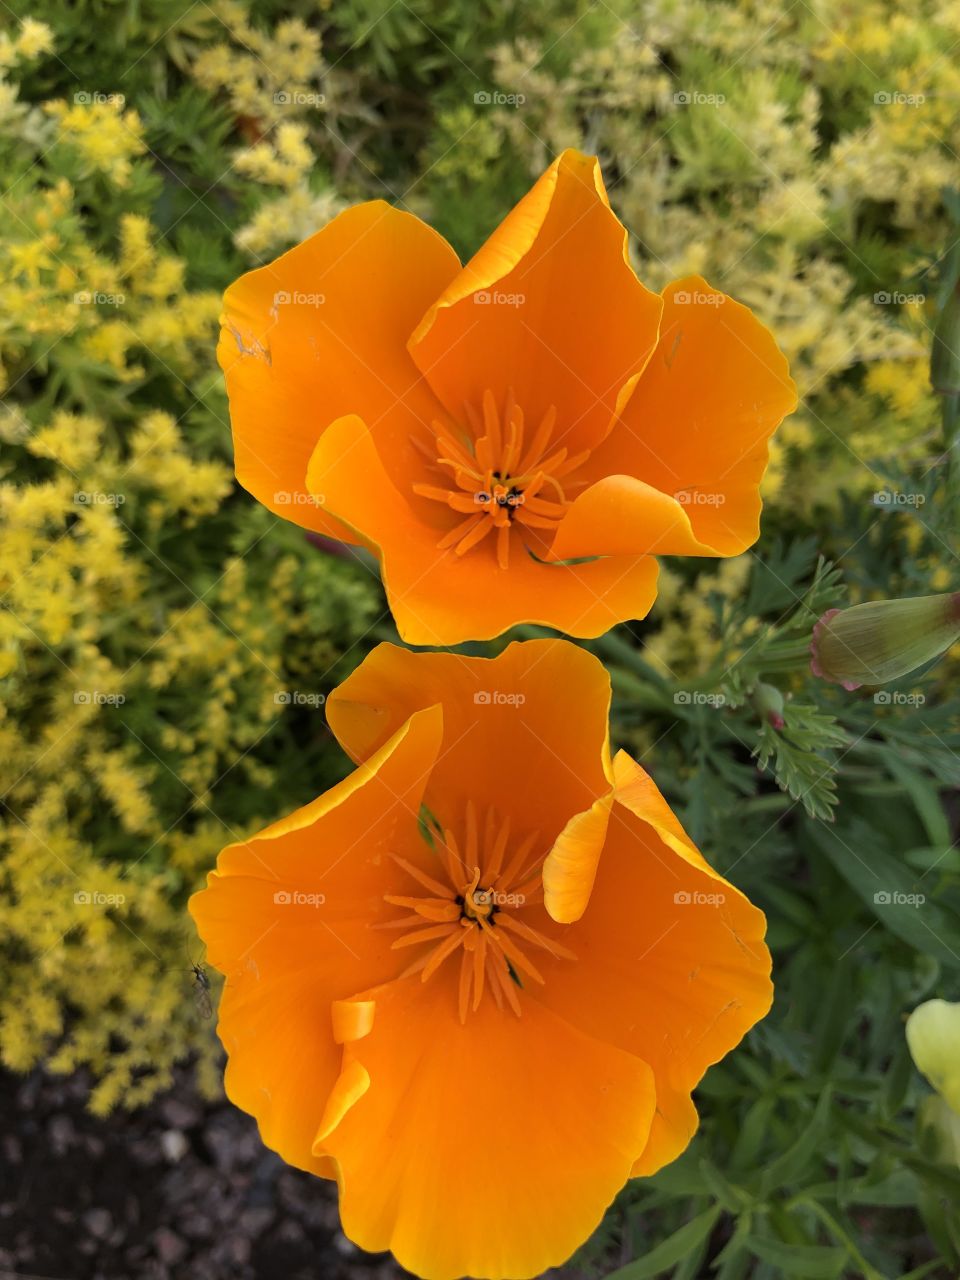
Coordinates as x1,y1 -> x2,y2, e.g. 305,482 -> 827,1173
906,998 -> 960,1115
752,681 -> 785,729
810,594 -> 960,691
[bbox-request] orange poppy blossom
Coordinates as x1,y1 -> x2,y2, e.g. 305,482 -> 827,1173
218,149 -> 797,646
189,639 -> 773,1279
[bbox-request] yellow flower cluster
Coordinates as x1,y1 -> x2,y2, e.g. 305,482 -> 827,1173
0,28 -> 380,1108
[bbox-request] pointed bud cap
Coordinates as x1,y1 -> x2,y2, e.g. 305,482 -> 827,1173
810,593 -> 960,690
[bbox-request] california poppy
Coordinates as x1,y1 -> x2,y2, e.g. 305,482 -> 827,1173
219,150 -> 796,645
189,639 -> 772,1279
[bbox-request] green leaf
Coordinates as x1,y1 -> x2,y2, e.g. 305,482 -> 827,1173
885,755 -> 951,846
747,1235 -> 847,1277
812,824 -> 960,970
603,1207 -> 721,1280
760,1087 -> 832,1194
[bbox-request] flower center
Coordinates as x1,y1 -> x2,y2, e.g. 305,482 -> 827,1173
380,802 -> 575,1022
411,388 -> 591,570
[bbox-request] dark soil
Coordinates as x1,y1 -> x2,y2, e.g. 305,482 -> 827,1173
0,1065 -> 409,1280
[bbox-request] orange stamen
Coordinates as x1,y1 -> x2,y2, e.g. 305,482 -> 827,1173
383,806 -> 572,1022
411,392 -> 592,566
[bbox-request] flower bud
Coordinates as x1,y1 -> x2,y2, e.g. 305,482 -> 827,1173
752,681 -> 785,729
906,998 -> 960,1114
810,594 -> 960,691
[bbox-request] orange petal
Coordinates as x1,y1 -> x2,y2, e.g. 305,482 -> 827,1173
542,787 -> 614,924
326,637 -> 614,853
535,750 -> 773,1178
548,474 -> 719,561
187,704 -> 443,1176
306,413 -> 661,644
408,149 -> 662,456
561,275 -> 797,558
219,202 -> 459,536
315,975 -> 656,1280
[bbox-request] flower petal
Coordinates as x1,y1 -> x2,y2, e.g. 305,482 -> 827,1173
188,704 -> 443,1176
408,149 -> 662,456
559,275 -> 797,558
316,975 -> 656,1280
548,474 -> 718,561
534,751 -> 773,1177
306,413 -> 660,643
326,637 -> 614,854
219,202 -> 460,536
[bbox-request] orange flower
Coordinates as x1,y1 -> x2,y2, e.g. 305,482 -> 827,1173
219,150 -> 796,646
189,639 -> 772,1279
